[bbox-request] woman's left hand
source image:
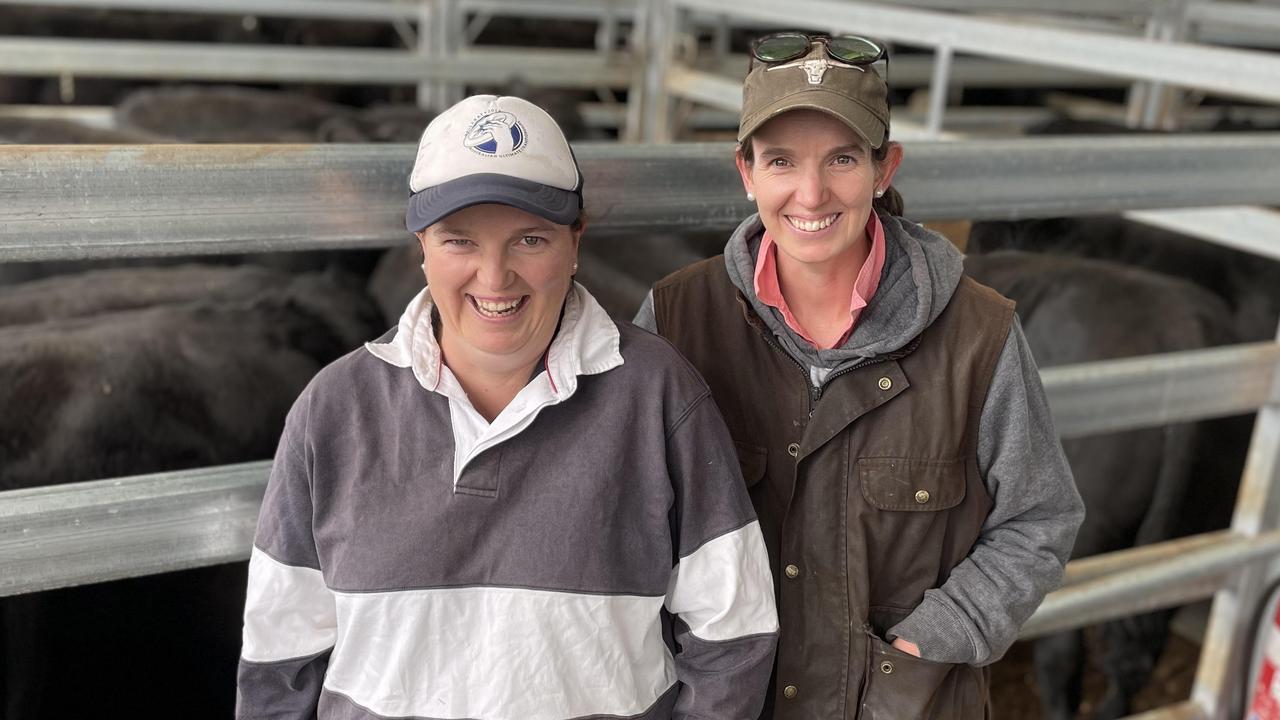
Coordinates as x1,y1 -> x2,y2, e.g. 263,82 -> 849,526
891,637 -> 921,657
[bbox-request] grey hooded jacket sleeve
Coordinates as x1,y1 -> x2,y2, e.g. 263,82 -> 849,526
885,315 -> 1083,664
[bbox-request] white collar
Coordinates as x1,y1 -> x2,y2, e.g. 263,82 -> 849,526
365,282 -> 624,403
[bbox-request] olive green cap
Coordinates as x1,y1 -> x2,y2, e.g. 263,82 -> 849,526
738,44 -> 889,147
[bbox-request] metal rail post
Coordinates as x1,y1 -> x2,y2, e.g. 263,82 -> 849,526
637,0 -> 678,142
417,0 -> 462,112
1128,0 -> 1190,129
925,43 -> 955,139
1192,319 -> 1280,718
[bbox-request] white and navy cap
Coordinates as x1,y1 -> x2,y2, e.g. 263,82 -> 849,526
405,94 -> 584,232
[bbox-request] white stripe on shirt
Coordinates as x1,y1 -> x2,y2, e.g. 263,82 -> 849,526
323,585 -> 675,720
242,548 -> 337,663
665,521 -> 780,642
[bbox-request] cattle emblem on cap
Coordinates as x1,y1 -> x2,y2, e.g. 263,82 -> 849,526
463,109 -> 527,157
767,56 -> 865,85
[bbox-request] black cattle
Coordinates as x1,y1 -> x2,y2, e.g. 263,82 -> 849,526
968,215 -> 1280,343
965,251 -> 1240,720
115,85 -> 357,143
0,266 -> 384,719
0,117 -> 170,144
0,264 -> 319,327
316,103 -> 437,143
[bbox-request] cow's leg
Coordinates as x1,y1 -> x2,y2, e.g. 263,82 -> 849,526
2,594 -> 49,719
1036,629 -> 1085,720
1094,610 -> 1172,720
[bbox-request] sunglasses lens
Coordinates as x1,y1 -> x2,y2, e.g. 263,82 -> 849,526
755,34 -> 810,62
829,35 -> 882,62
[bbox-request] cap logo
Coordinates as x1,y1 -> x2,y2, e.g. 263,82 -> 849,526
767,56 -> 865,85
463,109 -> 527,157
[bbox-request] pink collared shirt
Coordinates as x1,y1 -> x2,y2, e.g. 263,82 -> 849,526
753,213 -> 886,350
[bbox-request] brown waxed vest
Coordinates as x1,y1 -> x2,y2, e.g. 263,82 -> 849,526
653,257 -> 1015,720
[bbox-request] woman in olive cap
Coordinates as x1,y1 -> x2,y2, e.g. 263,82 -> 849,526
636,33 -> 1083,719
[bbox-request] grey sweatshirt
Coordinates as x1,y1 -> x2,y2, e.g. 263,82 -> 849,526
238,285 -> 779,719
635,213 -> 1084,665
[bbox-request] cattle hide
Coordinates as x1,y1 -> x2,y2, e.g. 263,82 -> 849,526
0,117 -> 172,144
316,103 -> 436,143
968,215 -> 1280,343
0,265 -> 302,326
116,86 -> 356,143
0,267 -> 384,719
966,251 -> 1240,720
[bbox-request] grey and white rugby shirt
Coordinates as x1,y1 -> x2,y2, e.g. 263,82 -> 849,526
237,284 -> 778,720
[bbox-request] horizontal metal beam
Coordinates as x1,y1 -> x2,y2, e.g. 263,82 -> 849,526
461,0 -> 638,20
864,0 -> 1162,15
1186,0 -> 1280,32
0,0 -> 424,21
676,0 -> 1280,104
0,0 -> 639,21
706,54 -> 1126,89
1019,529 -> 1280,639
1044,343 -> 1280,439
0,37 -> 632,87
1124,207 -> 1280,264
1122,701 -> 1204,720
1061,531 -> 1231,586
1126,702 -> 1203,717
0,462 -> 268,596
5,135 -> 1280,262
6,465 -> 1275,648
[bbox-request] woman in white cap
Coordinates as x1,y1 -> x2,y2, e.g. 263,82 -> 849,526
236,95 -> 778,720
635,34 -> 1084,718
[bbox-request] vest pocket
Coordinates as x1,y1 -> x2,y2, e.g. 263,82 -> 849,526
860,631 -> 985,720
858,457 -> 965,512
733,441 -> 768,489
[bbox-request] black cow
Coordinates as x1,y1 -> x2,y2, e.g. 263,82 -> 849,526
965,251 -> 1240,720
968,215 -> 1280,343
115,85 -> 357,143
0,266 -> 384,719
0,117 -> 170,144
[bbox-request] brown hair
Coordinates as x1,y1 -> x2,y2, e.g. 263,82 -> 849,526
738,128 -> 904,217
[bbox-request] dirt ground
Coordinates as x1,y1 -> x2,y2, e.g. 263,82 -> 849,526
990,634 -> 1201,718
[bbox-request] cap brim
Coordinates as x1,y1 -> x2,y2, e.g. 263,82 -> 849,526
405,173 -> 581,232
738,88 -> 886,148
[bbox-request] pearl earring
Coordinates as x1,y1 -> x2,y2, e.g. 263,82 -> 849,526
746,191 -> 755,201
874,188 -> 885,198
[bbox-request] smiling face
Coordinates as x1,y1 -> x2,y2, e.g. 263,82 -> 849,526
417,203 -> 581,375
737,109 -> 901,271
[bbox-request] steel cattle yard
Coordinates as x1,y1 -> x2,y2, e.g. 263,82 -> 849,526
2,1 -> 1280,719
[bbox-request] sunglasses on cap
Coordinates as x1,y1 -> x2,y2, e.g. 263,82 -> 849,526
749,32 -> 888,78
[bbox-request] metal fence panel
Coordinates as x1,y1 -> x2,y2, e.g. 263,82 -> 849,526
4,136 -> 1280,262
3,343 -> 1275,597
0,37 -> 632,87
0,462 -> 267,596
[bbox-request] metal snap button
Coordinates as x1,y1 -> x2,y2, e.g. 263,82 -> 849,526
880,661 -> 894,674
878,377 -> 892,391
784,564 -> 800,579
915,490 -> 930,504
783,684 -> 799,699
787,442 -> 800,457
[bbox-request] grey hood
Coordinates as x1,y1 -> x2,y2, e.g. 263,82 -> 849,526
723,212 -> 964,373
